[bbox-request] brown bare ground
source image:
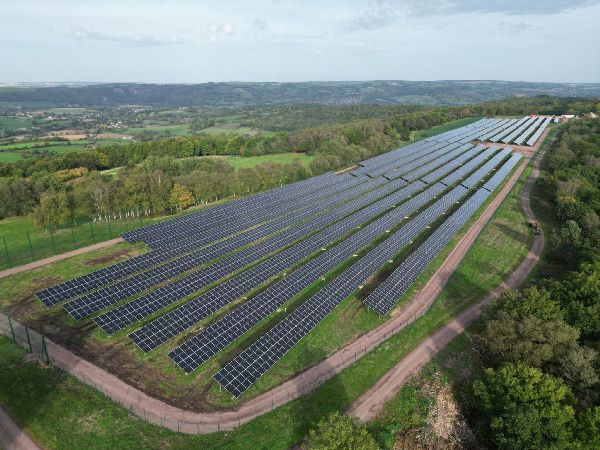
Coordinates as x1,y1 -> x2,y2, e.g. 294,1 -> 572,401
84,248 -> 134,266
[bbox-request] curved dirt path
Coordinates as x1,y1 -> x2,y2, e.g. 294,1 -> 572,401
0,405 -> 42,450
31,146 -> 533,435
0,238 -> 124,280
350,144 -> 547,422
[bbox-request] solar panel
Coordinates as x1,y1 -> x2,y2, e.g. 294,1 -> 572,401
128,180 -> 429,350
167,181 -> 463,372
122,172 -> 339,244
65,178 -> 389,320
213,184 -> 471,396
58,178 -> 383,319
363,187 -> 495,316
500,117 -> 536,144
460,148 -> 512,189
483,153 -> 523,192
526,117 -> 552,146
37,174 -> 373,306
513,117 -> 543,145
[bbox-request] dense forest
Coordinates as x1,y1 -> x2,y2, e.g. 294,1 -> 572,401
0,97 -> 598,230
2,80 -> 600,108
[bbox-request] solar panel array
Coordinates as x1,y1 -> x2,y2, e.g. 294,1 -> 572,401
34,115 -> 538,398
213,184 -> 472,396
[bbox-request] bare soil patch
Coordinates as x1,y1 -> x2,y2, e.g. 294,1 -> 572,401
84,248 -> 134,266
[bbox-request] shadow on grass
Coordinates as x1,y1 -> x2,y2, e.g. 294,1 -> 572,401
286,345 -> 351,448
494,222 -> 528,244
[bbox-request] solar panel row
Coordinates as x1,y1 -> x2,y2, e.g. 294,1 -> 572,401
123,172 -> 338,244
383,144 -> 467,181
460,147 -> 512,189
501,117 -> 536,144
526,117 -> 552,146
421,146 -> 483,184
141,173 -> 366,249
127,179 -> 431,351
439,146 -> 500,187
483,153 -> 523,192
37,173 -> 371,306
363,140 -> 462,178
488,117 -> 530,142
213,183 -> 473,397
402,144 -> 476,182
65,178 -> 389,320
513,117 -> 544,145
170,162 -> 490,372
476,119 -> 515,142
169,145 -> 500,371
66,177 -> 386,323
363,186 -> 495,316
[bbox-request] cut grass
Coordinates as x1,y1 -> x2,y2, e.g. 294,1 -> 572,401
0,215 -> 156,270
219,153 -> 314,170
0,146 -> 535,449
199,126 -> 258,136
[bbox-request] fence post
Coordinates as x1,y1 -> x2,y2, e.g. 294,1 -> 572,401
42,336 -> 49,364
26,230 -> 34,261
25,326 -> 33,352
8,316 -> 16,342
2,236 -> 11,268
71,224 -> 76,248
108,220 -> 113,239
90,222 -> 96,244
50,231 -> 57,255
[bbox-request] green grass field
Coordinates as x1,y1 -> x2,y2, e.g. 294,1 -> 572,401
120,123 -> 191,136
220,152 -> 314,169
0,151 -> 534,449
0,214 -> 155,270
0,137 -> 131,162
199,126 -> 258,136
0,116 -> 34,131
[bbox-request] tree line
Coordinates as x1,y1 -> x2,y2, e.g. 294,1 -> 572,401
0,97 -> 597,229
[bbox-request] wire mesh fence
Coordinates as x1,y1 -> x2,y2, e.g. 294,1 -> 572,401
0,216 -> 152,271
0,312 -> 49,363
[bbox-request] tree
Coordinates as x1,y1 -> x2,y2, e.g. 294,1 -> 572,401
308,412 -> 378,450
575,407 -> 600,449
480,288 -> 579,368
32,191 -> 73,230
473,363 -> 575,450
169,183 -> 195,211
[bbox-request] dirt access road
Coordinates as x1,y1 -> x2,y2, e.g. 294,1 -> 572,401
350,142 -> 547,422
0,405 -> 42,450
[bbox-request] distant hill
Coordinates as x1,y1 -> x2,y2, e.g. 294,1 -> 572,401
1,80 -> 599,108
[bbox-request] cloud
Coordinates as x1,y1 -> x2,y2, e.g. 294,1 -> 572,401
64,26 -> 186,46
62,22 -> 236,46
341,0 -> 600,31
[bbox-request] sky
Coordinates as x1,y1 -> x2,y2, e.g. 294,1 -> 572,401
1,0 -> 599,83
